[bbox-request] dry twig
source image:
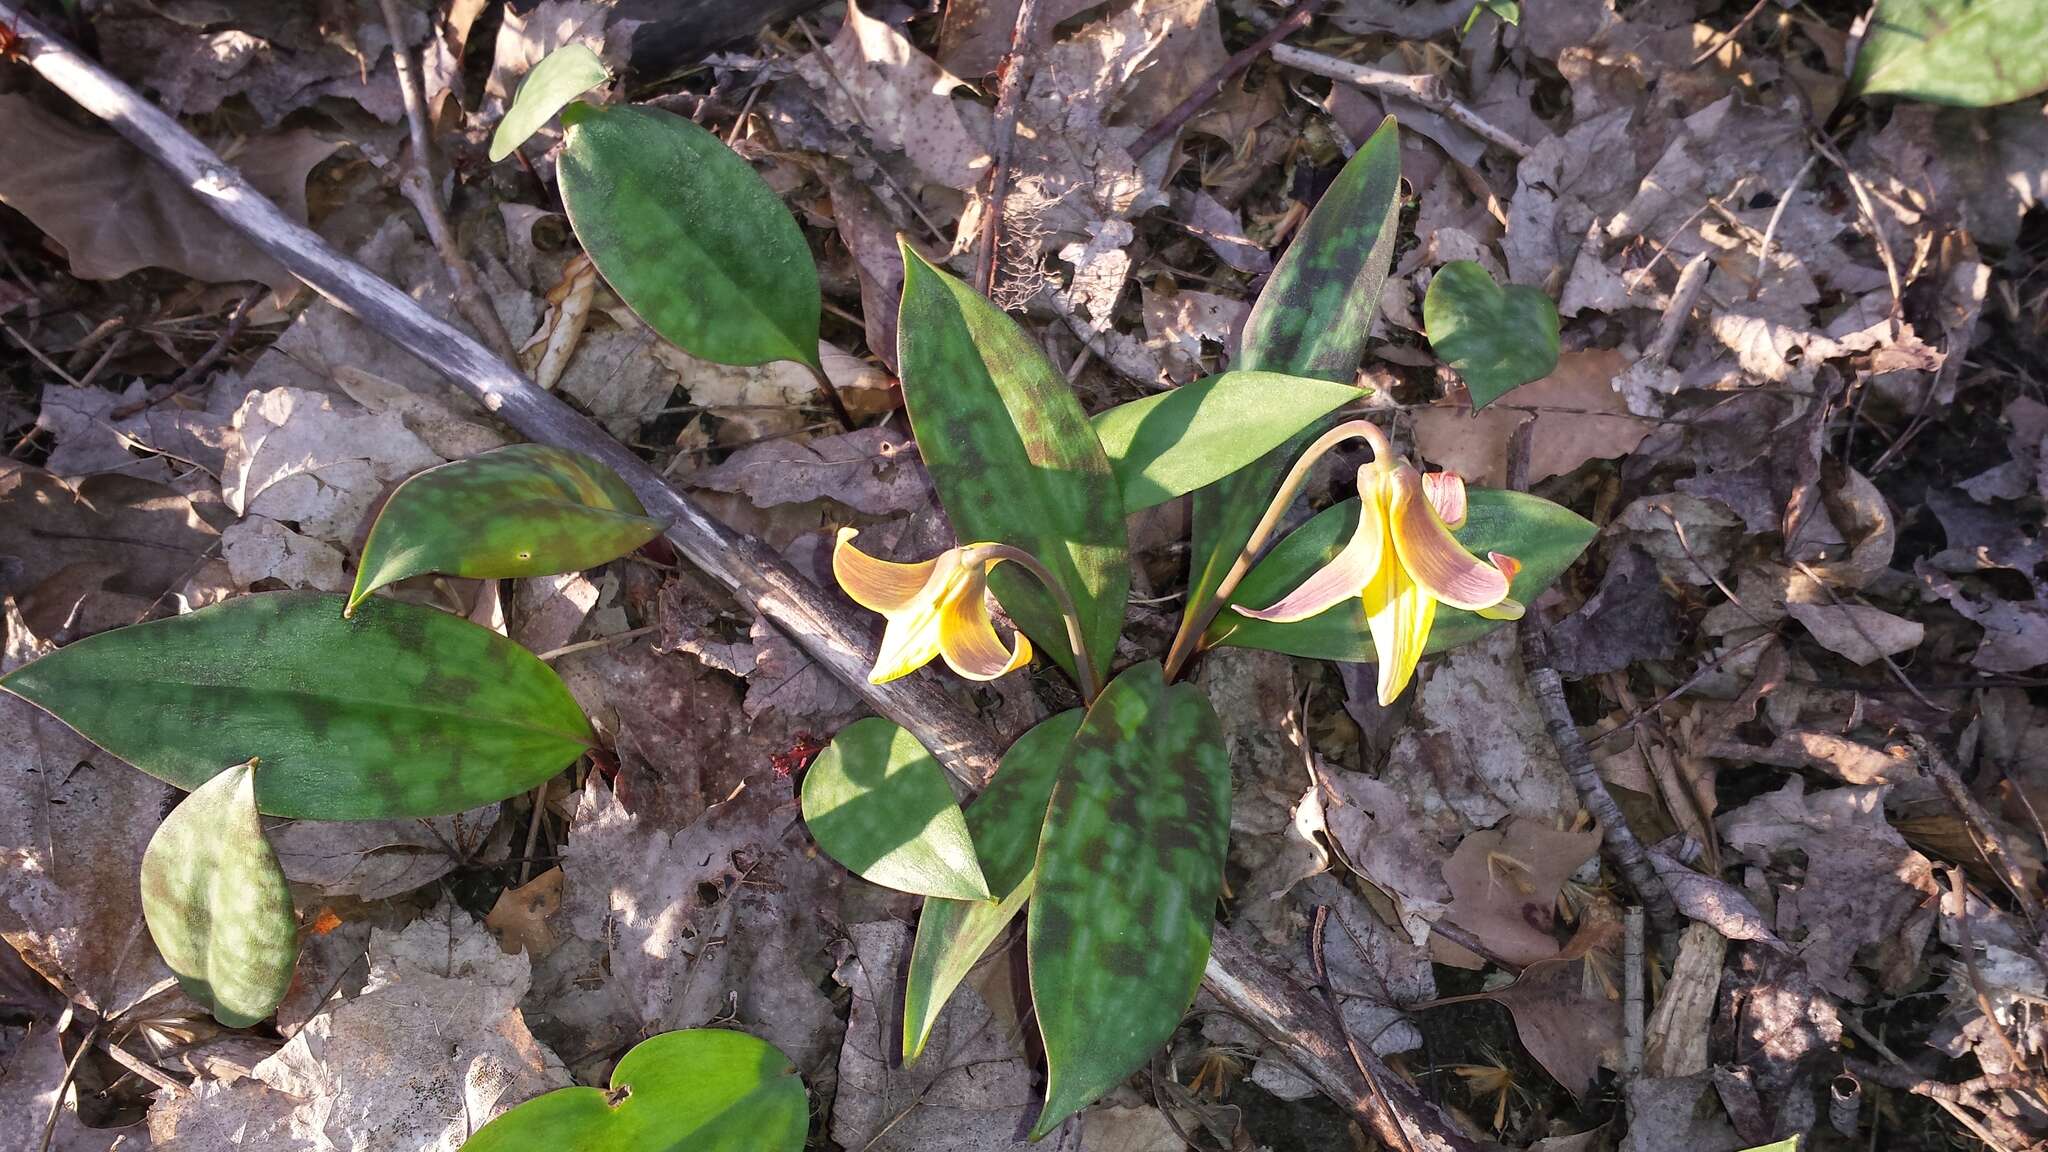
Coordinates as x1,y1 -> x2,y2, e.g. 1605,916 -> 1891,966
974,0 -> 1049,297
1268,43 -> 1530,157
1131,0 -> 1327,159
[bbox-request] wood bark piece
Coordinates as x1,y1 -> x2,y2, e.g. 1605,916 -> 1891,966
0,9 -> 1480,1147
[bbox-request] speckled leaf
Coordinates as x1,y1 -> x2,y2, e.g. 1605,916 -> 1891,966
1092,371 -> 1362,512
896,243 -> 1127,683
348,444 -> 665,615
461,1029 -> 808,1152
1182,118 -> 1402,638
903,709 -> 1082,1063
559,103 -> 822,371
1209,489 -> 1595,660
0,591 -> 594,820
1423,260 -> 1559,409
140,759 -> 297,1027
1028,662 -> 1230,1137
803,718 -> 989,901
1850,0 -> 2048,107
489,44 -> 608,162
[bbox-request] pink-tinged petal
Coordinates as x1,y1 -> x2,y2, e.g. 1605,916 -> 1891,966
937,571 -> 1032,680
1363,542 -> 1436,706
1489,551 -> 1521,584
834,527 -> 943,614
1421,471 -> 1469,528
1387,468 -> 1511,611
1235,473 -> 1386,623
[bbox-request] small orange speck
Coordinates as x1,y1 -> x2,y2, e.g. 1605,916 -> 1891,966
307,908 -> 343,936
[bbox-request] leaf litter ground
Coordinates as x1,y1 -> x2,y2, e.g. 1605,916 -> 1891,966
3,0 -> 2048,1149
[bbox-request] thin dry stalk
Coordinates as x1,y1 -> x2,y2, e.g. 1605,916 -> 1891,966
975,0 -> 1049,296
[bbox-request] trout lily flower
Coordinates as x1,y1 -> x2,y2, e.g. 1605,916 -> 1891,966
1235,453 -> 1522,707
833,527 -> 1032,685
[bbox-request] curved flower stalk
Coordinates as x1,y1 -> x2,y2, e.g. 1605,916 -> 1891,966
834,528 -> 1101,699
1230,422 -> 1523,706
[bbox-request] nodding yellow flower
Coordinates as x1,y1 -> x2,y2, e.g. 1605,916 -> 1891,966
1235,462 -> 1522,706
833,527 -> 1032,685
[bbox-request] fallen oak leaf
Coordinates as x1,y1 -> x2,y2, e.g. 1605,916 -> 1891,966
1413,348 -> 1648,487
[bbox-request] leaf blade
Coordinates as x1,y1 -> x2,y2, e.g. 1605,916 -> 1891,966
462,1029 -> 808,1152
803,718 -> 990,901
1423,260 -> 1560,409
1850,0 -> 2048,107
0,591 -> 594,820
1209,489 -> 1596,659
488,44 -> 609,162
559,104 -> 822,369
895,244 -> 1128,683
347,444 -> 665,614
140,760 -> 298,1027
1092,371 -> 1363,512
1028,663 -> 1231,1136
903,709 -> 1083,1062
1182,118 -> 1402,639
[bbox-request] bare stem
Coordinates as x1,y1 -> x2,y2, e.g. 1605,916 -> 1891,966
1163,418 -> 1390,680
969,543 -> 1102,703
803,357 -> 857,432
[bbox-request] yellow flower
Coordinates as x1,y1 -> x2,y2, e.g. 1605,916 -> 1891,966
833,527 -> 1032,685
1235,463 -> 1521,706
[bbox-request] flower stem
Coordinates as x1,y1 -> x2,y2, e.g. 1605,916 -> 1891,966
1162,419 -> 1393,680
970,544 -> 1102,703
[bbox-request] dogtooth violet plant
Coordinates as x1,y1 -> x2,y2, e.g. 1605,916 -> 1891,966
0,42 -> 1593,1143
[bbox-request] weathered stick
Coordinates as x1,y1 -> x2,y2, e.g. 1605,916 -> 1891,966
0,10 -> 1481,1146
1268,43 -> 1530,158
974,0 -> 1048,297
1130,0 -> 1327,159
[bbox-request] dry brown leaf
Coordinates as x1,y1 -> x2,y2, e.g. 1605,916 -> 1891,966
937,0 -> 1101,76
1412,348 -> 1646,487
690,427 -> 929,516
0,95 -> 336,297
798,0 -> 989,192
486,867 -> 565,958
1643,922 -> 1726,1078
222,386 -> 442,545
0,1022 -> 135,1152
1786,601 -> 1923,666
1440,820 -> 1600,968
271,804 -> 502,901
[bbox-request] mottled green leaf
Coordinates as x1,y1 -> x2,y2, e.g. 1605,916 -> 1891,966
1209,489 -> 1595,660
1092,371 -> 1362,512
1850,0 -> 2048,107
559,103 -> 822,370
803,718 -> 989,901
140,759 -> 297,1028
1182,118 -> 1402,642
0,591 -> 594,820
488,44 -> 608,162
461,1029 -> 807,1152
1463,0 -> 1519,32
348,444 -> 665,615
896,243 -> 1128,684
1423,260 -> 1559,409
1028,662 -> 1230,1137
903,709 -> 1082,1063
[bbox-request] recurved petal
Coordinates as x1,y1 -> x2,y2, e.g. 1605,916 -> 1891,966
1421,470 -> 1469,528
1235,469 -> 1387,624
1387,468 -> 1511,611
868,603 -> 945,684
834,527 -> 943,614
1477,598 -> 1525,621
937,572 -> 1032,681
1363,545 -> 1436,706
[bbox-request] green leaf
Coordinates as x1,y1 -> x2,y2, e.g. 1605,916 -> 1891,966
460,1029 -> 807,1152
1423,261 -> 1559,409
1182,118 -> 1402,641
348,444 -> 665,615
1850,0 -> 2048,107
1737,1140 -> 1801,1152
802,718 -> 989,901
1092,371 -> 1363,512
903,709 -> 1081,1063
1462,0 -> 1519,32
1028,662 -> 1230,1137
140,759 -> 297,1028
895,243 -> 1128,684
0,591 -> 594,820
488,44 -> 608,162
559,103 -> 822,371
1208,489 -> 1596,660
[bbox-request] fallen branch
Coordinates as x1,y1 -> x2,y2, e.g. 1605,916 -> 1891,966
1,8 -> 1482,1147
1268,43 -> 1530,158
974,0 -> 1048,297
1911,734 -> 2046,931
